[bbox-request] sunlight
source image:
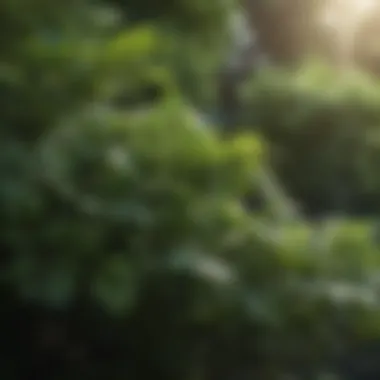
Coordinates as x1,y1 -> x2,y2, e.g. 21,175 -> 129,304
318,0 -> 378,66
320,0 -> 377,28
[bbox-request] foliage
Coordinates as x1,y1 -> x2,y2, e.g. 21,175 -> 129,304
2,1 -> 380,380
243,61 -> 380,216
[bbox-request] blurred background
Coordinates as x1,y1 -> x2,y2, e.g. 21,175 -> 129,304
3,0 -> 380,379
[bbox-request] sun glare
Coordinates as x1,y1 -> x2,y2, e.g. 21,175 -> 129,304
318,0 -> 378,66
320,0 -> 377,29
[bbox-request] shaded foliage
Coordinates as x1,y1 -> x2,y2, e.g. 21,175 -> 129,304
243,62 -> 380,216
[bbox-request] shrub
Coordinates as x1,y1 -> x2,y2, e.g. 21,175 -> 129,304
243,62 -> 380,216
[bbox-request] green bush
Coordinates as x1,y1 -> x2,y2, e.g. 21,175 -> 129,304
243,62 -> 380,216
